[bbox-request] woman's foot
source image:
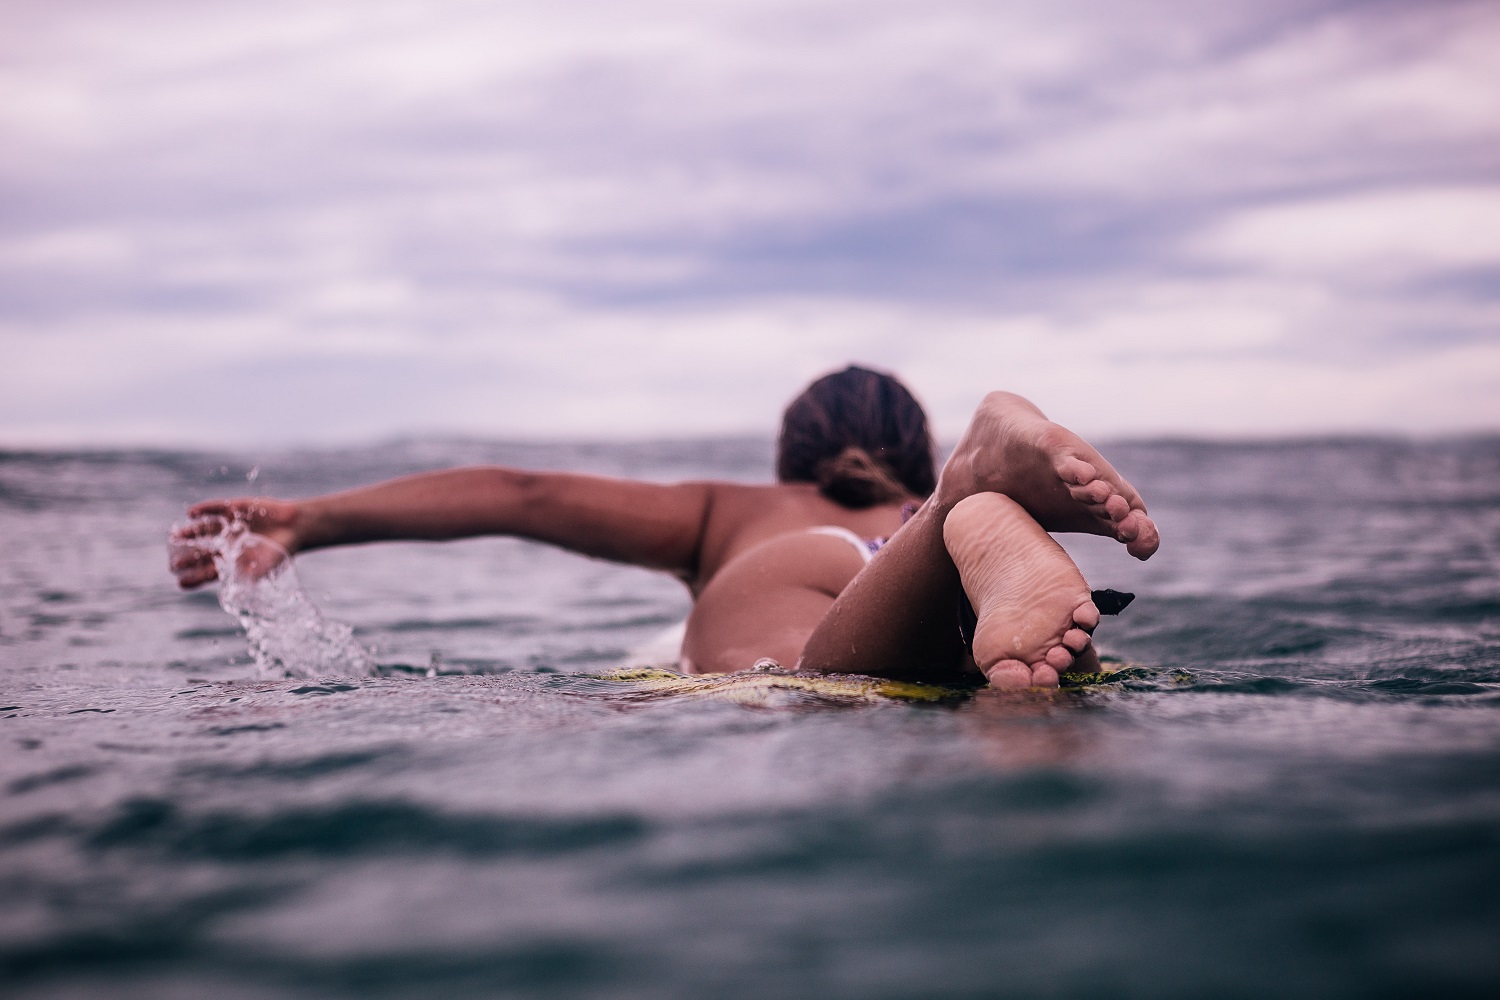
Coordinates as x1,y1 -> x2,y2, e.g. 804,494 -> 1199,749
940,392 -> 1160,560
943,492 -> 1099,688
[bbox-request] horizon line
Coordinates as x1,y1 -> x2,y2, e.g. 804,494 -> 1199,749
3,427 -> 1499,457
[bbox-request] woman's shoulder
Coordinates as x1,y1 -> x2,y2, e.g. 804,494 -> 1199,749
685,482 -> 914,589
700,481 -> 907,548
698,480 -> 823,519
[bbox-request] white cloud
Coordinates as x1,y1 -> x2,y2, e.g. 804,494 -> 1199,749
0,228 -> 136,270
1188,186 -> 1500,280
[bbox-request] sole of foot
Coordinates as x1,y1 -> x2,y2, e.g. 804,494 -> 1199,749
942,392 -> 1160,560
943,492 -> 1100,689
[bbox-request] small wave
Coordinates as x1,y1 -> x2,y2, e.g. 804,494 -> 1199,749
1366,678 -> 1493,696
379,614 -> 543,635
0,921 -> 621,994
177,748 -> 404,782
203,723 -> 287,736
1155,669 -> 1500,702
81,798 -> 646,860
172,625 -> 244,640
1170,674 -> 1310,696
6,765 -> 98,797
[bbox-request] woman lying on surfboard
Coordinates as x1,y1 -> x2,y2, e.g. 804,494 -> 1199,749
169,366 -> 1160,689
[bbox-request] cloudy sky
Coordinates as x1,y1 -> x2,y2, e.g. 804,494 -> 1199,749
2,0 -> 1497,445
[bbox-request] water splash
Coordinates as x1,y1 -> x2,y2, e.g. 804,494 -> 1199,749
172,518 -> 374,678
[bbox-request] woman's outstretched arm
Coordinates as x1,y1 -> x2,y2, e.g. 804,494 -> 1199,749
170,467 -> 715,589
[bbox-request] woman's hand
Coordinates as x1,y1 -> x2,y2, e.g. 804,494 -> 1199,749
168,497 -> 301,589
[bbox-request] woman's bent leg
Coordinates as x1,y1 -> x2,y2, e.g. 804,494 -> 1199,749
794,494 -> 973,680
799,391 -> 1157,685
795,492 -> 1100,687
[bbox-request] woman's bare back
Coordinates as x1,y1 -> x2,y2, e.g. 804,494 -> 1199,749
685,482 -> 915,594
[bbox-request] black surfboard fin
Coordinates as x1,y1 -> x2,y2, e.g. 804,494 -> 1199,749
1090,589 -> 1135,616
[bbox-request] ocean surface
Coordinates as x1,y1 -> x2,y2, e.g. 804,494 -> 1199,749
2,437 -> 1498,999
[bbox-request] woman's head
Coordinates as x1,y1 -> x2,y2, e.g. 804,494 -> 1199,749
776,365 -> 936,508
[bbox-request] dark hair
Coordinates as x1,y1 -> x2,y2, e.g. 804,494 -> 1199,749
776,365 -> 936,508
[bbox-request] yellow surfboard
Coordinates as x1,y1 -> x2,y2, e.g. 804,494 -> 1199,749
580,663 -> 1149,706
583,666 -> 963,705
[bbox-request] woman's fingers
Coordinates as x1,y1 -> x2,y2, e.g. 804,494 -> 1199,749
186,497 -> 267,521
170,508 -> 235,588
167,535 -> 219,585
186,499 -> 236,518
185,497 -> 296,537
187,504 -> 263,526
175,563 -> 220,589
168,548 -> 208,572
172,497 -> 297,589
168,538 -> 218,583
170,516 -> 227,541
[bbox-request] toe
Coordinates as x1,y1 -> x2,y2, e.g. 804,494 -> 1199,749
1045,645 -> 1073,670
984,660 -> 1033,689
1062,628 -> 1092,652
1126,516 -> 1161,560
1056,457 -> 1097,486
1069,480 -> 1112,504
1104,495 -> 1131,521
1030,663 -> 1061,687
1073,601 -> 1101,631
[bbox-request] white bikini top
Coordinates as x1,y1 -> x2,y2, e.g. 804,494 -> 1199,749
807,526 -> 886,564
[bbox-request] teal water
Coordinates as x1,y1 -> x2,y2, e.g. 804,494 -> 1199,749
2,438 -> 1498,998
